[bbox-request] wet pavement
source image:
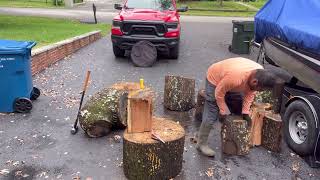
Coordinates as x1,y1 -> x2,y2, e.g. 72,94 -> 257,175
0,20 -> 320,180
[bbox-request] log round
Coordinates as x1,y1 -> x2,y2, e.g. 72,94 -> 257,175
194,89 -> 206,121
221,116 -> 251,156
123,117 -> 185,180
262,112 -> 282,152
79,82 -> 141,138
164,75 -> 195,111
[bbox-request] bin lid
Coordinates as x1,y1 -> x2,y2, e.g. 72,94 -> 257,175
0,40 -> 36,55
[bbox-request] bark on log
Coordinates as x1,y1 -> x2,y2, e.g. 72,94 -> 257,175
194,89 -> 205,121
249,103 -> 272,147
221,116 -> 251,156
79,82 -> 141,138
164,75 -> 195,111
123,117 -> 185,180
127,89 -> 154,133
262,113 -> 283,152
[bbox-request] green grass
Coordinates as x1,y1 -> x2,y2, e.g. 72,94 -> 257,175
247,0 -> 267,9
0,0 -> 63,8
177,1 -> 251,11
0,15 -> 111,48
180,10 -> 256,17
177,1 -> 257,17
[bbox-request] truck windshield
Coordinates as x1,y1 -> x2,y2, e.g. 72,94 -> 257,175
126,0 -> 174,11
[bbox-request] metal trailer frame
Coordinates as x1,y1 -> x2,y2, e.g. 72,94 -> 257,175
255,37 -> 320,168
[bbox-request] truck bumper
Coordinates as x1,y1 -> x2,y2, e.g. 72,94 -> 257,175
111,35 -> 179,52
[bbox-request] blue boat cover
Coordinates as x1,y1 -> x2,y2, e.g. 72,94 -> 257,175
255,0 -> 320,55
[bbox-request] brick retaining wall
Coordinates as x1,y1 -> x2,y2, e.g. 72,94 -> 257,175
31,30 -> 102,75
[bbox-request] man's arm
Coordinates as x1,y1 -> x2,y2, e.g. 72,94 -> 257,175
242,91 -> 256,115
215,75 -> 240,115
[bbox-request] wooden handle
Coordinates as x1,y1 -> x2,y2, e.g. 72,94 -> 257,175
83,71 -> 91,92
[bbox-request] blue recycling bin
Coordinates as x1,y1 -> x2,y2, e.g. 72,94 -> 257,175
0,40 -> 40,113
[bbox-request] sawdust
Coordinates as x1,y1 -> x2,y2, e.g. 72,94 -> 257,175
124,117 -> 185,144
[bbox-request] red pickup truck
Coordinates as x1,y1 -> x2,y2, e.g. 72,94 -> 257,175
111,0 -> 188,59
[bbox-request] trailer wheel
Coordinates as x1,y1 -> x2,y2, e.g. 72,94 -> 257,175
283,100 -> 318,155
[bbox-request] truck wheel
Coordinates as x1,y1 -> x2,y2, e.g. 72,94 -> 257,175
113,45 -> 125,57
169,45 -> 179,59
283,100 -> 318,155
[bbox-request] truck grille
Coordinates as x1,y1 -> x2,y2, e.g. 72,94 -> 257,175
122,21 -> 166,36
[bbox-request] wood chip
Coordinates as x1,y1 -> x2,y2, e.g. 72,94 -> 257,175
0,169 -> 10,175
73,175 -> 81,180
205,167 -> 214,177
292,161 -> 300,172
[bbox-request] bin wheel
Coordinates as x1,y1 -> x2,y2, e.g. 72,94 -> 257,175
31,87 -> 41,100
14,98 -> 33,113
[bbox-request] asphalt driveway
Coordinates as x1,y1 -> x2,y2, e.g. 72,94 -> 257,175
0,20 -> 319,180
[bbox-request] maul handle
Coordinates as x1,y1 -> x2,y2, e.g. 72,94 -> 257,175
83,71 -> 91,92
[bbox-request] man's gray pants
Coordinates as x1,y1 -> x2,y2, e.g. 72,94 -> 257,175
202,79 -> 243,127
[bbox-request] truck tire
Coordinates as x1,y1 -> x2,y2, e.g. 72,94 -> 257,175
283,100 -> 318,155
131,41 -> 157,67
113,45 -> 125,57
169,45 -> 179,59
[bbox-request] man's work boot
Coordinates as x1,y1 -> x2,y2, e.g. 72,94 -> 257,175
196,122 -> 216,157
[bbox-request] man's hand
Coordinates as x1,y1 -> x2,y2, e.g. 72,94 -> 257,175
242,114 -> 252,128
219,114 -> 227,123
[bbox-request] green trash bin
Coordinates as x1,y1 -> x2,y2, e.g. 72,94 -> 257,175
229,20 -> 254,54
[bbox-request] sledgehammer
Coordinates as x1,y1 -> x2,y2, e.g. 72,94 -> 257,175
71,70 -> 91,135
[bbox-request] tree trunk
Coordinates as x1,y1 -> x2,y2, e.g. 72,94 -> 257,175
123,117 -> 185,180
194,89 -> 205,121
221,116 -> 251,156
249,102 -> 272,147
127,89 -> 154,133
262,113 -> 283,152
79,82 -> 141,138
164,75 -> 195,111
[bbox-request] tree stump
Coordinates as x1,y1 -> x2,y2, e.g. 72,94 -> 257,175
262,113 -> 283,152
249,103 -> 272,147
79,82 -> 141,138
194,89 -> 205,121
127,89 -> 154,133
164,75 -> 195,111
123,117 -> 185,180
221,116 -> 251,156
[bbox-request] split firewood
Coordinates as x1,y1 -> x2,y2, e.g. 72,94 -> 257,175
249,102 -> 272,147
123,117 -> 185,180
127,89 -> 154,133
221,116 -> 251,156
194,89 -> 206,121
79,82 -> 141,138
164,75 -> 195,111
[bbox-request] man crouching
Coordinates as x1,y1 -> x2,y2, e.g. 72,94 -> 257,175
197,57 -> 279,157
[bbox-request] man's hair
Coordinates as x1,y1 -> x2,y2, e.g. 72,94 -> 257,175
255,69 -> 279,89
